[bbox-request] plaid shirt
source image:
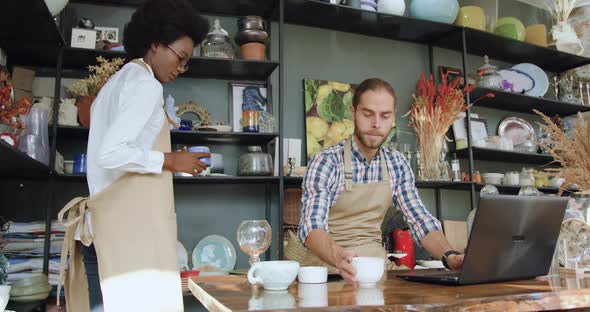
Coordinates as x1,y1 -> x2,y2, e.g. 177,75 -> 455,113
299,139 -> 442,245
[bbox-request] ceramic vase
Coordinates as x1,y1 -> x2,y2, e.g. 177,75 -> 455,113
410,0 -> 459,24
76,95 -> 96,128
377,0 -> 405,16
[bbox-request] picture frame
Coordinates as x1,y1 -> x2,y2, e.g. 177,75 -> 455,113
470,118 -> 490,144
228,82 -> 271,132
438,66 -> 476,86
438,66 -> 464,86
303,78 -> 397,162
94,26 -> 119,43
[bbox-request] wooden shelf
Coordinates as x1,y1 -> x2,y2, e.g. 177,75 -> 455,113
471,87 -> 590,116
474,183 -> 561,195
0,140 -> 50,178
52,127 -> 278,146
456,147 -> 556,166
285,0 -> 459,45
415,181 -> 473,190
460,28 -> 590,73
285,0 -> 590,72
171,131 -> 278,146
284,176 -> 304,188
0,0 -> 65,47
57,174 -> 280,184
173,176 -> 280,184
17,48 -> 279,81
70,0 -> 278,18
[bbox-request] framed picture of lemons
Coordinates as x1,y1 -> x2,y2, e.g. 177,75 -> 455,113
304,79 -> 397,162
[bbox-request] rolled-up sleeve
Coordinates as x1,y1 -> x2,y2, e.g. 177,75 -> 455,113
298,153 -> 337,244
96,78 -> 164,174
394,155 -> 442,244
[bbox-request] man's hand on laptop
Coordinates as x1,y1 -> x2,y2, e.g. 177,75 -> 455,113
447,253 -> 464,271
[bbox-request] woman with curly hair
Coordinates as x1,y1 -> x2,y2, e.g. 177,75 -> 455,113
57,0 -> 209,311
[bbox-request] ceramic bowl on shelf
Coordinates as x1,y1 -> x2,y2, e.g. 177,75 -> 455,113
455,6 -> 485,31
482,173 -> 504,185
410,0 -> 459,24
494,17 -> 526,41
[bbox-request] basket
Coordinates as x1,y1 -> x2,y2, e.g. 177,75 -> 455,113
283,188 -> 303,225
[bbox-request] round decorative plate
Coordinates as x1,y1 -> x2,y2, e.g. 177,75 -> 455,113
177,241 -> 188,271
512,63 -> 549,97
498,69 -> 534,94
498,117 -> 536,147
557,219 -> 590,269
192,235 -> 237,273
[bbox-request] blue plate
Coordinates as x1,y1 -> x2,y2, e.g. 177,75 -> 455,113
192,235 -> 237,273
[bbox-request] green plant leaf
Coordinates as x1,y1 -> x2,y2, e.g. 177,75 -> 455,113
343,91 -> 353,120
317,90 -> 344,122
304,79 -> 318,113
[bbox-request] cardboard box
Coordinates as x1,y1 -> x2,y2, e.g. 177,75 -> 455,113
11,67 -> 35,91
13,88 -> 33,102
71,28 -> 97,49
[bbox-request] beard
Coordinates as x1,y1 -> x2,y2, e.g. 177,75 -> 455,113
354,127 -> 387,150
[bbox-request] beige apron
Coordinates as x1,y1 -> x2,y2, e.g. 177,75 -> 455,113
57,59 -> 183,312
293,139 -> 393,271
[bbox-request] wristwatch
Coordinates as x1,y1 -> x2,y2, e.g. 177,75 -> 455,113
441,250 -> 461,270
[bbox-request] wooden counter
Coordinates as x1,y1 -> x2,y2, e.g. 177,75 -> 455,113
188,270 -> 590,311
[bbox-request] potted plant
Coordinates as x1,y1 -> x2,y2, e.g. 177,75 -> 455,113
67,56 -> 125,128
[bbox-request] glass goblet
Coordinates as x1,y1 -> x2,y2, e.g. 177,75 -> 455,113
237,220 -> 272,266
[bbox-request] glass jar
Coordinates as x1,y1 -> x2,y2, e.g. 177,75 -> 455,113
477,55 -> 503,89
238,146 -> 273,176
202,19 -> 235,59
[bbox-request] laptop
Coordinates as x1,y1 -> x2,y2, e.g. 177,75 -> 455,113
397,195 -> 568,285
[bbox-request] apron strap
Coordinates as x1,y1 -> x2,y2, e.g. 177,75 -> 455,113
379,149 -> 391,182
130,59 -> 180,129
344,139 -> 391,191
344,139 -> 353,191
56,197 -> 92,306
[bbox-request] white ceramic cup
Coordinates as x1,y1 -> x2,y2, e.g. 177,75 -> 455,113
352,257 -> 385,287
248,290 -> 296,310
298,266 -> 327,284
248,260 -> 300,290
0,285 -> 11,311
298,282 -> 328,308
356,286 -> 384,306
64,160 -> 74,174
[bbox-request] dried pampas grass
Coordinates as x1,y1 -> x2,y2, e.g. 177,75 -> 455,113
534,109 -> 590,195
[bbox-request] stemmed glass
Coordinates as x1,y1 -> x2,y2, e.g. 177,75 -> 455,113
237,220 -> 272,266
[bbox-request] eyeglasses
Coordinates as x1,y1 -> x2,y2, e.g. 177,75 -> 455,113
167,44 -> 190,72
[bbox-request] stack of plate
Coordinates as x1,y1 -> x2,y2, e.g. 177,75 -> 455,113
9,274 -> 51,303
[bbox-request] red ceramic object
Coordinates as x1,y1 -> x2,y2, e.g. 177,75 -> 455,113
392,229 -> 415,269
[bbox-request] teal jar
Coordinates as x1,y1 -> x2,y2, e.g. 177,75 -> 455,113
410,0 -> 459,24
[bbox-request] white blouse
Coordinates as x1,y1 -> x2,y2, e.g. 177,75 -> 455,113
76,59 -> 166,240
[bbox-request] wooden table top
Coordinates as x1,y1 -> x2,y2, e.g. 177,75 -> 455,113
188,269 -> 590,311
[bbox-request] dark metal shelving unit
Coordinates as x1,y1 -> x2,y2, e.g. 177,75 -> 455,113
455,147 -> 556,166
52,126 -> 279,146
470,87 -> 590,116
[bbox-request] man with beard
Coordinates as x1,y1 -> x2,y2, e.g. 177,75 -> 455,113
295,78 -> 463,284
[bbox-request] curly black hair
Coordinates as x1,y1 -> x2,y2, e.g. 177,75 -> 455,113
123,0 -> 209,59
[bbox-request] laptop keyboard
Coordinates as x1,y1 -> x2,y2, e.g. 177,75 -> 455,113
429,272 -> 460,279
